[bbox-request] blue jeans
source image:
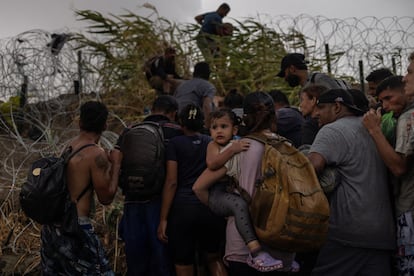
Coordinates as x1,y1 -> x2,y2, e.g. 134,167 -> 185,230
119,198 -> 175,276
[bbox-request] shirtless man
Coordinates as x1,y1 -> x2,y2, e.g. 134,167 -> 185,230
41,101 -> 122,275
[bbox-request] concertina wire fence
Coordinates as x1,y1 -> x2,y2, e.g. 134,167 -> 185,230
0,14 -> 413,103
0,13 -> 413,274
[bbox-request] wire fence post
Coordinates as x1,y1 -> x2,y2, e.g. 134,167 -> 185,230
75,50 -> 82,95
392,57 -> 397,75
20,75 -> 28,108
325,44 -> 331,75
358,60 -> 365,93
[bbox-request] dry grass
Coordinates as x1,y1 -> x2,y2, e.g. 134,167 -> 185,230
0,186 -> 127,274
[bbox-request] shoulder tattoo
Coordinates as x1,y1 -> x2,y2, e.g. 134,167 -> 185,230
95,153 -> 109,171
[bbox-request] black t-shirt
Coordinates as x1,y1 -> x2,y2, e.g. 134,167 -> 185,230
165,134 -> 211,204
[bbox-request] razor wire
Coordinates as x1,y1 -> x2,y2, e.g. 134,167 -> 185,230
0,12 -> 413,275
266,14 -> 414,79
0,14 -> 413,102
0,29 -> 100,103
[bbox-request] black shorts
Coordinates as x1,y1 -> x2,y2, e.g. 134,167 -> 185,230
167,202 -> 226,265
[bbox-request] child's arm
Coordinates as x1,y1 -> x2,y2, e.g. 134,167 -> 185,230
206,139 -> 250,171
193,167 -> 227,205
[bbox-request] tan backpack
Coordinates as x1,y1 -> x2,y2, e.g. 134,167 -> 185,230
246,133 -> 330,253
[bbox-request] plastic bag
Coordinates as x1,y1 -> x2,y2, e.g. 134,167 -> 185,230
381,111 -> 397,145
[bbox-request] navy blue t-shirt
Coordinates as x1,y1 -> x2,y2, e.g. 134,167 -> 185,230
200,11 -> 223,35
166,134 -> 212,204
276,107 -> 304,148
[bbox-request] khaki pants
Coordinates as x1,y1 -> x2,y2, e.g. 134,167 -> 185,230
196,33 -> 219,60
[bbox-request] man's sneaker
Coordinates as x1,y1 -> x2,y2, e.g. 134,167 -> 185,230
247,251 -> 283,272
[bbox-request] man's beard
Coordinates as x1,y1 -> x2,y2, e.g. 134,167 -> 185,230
286,74 -> 301,87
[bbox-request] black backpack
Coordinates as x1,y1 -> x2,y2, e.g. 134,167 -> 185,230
20,144 -> 95,225
117,121 -> 167,201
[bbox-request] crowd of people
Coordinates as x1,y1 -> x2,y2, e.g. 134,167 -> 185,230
37,3 -> 414,276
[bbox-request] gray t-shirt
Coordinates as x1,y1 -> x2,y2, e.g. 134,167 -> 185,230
394,105 -> 414,216
310,116 -> 395,250
174,77 -> 216,112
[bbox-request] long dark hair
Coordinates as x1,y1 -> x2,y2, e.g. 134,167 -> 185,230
243,91 -> 275,133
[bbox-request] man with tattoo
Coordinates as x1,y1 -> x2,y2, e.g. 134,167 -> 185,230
41,101 -> 122,275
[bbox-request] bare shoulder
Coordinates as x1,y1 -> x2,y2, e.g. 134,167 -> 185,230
69,144 -> 107,169
77,145 -> 110,171
66,144 -> 102,201
94,149 -> 110,171
207,141 -> 221,154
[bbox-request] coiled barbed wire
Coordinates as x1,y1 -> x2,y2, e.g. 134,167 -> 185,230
0,29 -> 101,103
267,14 -> 414,77
0,15 -> 413,102
0,14 -> 413,274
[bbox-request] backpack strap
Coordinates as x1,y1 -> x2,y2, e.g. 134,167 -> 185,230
245,133 -> 268,144
76,181 -> 93,202
226,133 -> 271,204
64,143 -> 96,161
226,176 -> 252,204
245,132 -> 291,145
310,72 -> 318,83
65,143 -> 96,202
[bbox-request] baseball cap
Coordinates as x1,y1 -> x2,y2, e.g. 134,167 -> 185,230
317,89 -> 365,116
277,53 -> 308,77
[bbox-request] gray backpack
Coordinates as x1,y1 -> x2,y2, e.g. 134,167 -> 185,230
310,72 -> 351,90
117,121 -> 165,201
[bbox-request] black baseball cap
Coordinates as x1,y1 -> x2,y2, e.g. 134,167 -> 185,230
317,89 -> 365,116
277,53 -> 308,77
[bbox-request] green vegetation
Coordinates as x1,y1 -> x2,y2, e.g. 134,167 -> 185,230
73,6 -> 319,110
0,96 -> 21,128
